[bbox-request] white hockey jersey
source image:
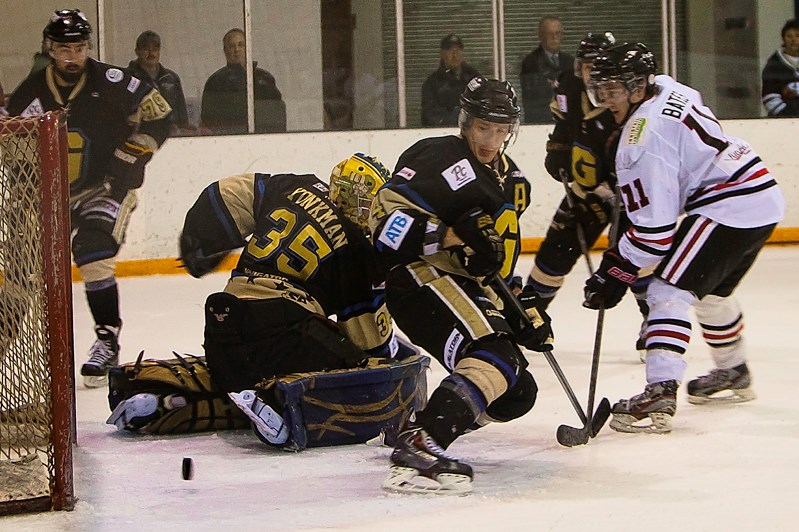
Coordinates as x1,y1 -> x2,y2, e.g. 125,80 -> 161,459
614,75 -> 784,269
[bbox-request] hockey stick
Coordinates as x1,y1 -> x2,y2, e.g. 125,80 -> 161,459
491,273 -> 595,445
558,169 -> 594,275
556,186 -> 624,446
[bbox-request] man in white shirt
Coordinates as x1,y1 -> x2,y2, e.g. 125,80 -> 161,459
583,42 -> 784,434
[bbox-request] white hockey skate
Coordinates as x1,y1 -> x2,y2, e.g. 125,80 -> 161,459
227,390 -> 289,446
686,364 -> 755,405
106,393 -> 160,431
382,422 -> 472,495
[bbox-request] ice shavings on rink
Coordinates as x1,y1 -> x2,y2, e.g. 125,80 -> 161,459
4,246 -> 798,532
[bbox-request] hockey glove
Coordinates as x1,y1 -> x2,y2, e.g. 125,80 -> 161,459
573,191 -> 612,226
544,138 -> 571,182
106,135 -> 155,190
514,287 -> 554,352
179,232 -> 229,278
451,207 -> 505,278
583,248 -> 638,310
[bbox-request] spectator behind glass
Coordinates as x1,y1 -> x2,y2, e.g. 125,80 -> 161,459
125,31 -> 192,135
200,28 -> 286,134
520,16 -> 574,123
420,33 -> 480,126
29,29 -> 53,75
762,19 -> 799,117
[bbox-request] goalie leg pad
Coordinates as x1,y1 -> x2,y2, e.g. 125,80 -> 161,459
256,354 -> 429,450
107,352 -> 250,434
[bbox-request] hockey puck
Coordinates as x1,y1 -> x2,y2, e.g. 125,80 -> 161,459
182,457 -> 194,480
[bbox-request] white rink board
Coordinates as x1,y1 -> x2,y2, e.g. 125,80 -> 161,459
123,119 -> 799,261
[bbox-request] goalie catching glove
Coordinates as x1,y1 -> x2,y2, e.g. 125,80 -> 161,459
583,248 -> 638,310
513,287 -> 554,352
451,207 -> 505,278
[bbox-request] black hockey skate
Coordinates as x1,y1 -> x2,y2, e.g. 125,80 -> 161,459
81,324 -> 120,388
687,363 -> 755,405
609,380 -> 678,434
382,421 -> 473,495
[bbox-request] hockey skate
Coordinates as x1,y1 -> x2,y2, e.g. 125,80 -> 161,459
81,324 -> 120,388
609,380 -> 678,434
227,390 -> 289,446
686,363 -> 755,405
382,421 -> 473,495
106,393 -> 160,431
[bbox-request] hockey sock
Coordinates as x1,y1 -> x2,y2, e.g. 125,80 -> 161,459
85,278 -> 121,327
416,382 -> 480,449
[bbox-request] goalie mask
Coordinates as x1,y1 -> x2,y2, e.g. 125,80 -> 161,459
329,153 -> 390,233
45,9 -> 92,43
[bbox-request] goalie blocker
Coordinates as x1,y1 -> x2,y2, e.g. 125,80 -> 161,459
107,350 -> 429,450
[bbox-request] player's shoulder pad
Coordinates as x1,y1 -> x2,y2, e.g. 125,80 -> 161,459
616,117 -> 649,169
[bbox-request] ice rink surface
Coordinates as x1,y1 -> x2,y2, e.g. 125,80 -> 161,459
4,246 -> 798,531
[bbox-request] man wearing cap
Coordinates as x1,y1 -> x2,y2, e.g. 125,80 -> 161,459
421,33 -> 480,126
125,30 -> 190,134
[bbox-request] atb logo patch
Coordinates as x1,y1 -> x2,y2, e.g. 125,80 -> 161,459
377,211 -> 412,250
395,166 -> 416,180
106,68 -> 124,83
443,329 -> 464,370
20,98 -> 44,117
442,158 -> 476,191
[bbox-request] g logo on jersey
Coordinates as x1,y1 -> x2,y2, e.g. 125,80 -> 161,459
570,145 -> 598,188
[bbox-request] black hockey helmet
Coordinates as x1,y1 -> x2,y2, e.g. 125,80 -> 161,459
590,42 -> 657,89
576,32 -> 616,61
459,76 -> 521,126
44,9 -> 92,43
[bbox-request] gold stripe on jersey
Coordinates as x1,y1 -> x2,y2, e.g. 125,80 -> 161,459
216,173 -> 257,237
454,357 -> 509,404
337,301 -> 394,352
405,262 -> 494,340
45,64 -> 87,106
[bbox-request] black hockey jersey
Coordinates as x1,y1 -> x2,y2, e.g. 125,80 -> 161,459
182,172 -> 395,357
548,72 -> 619,192
7,58 -> 171,197
371,135 -> 530,280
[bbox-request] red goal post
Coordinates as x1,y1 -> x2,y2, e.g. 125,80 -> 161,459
0,111 -> 75,514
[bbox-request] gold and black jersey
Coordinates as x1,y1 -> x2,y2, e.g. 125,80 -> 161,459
549,71 -> 619,192
371,135 -> 530,280
7,57 -> 171,197
182,172 -> 393,356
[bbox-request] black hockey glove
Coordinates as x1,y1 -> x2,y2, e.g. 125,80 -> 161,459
583,248 -> 638,310
106,138 -> 154,190
179,232 -> 229,278
544,139 -> 571,182
514,287 -> 554,352
573,191 -> 612,227
451,208 -> 505,278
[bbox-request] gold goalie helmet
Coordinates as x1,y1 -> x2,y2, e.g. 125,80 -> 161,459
329,152 -> 390,233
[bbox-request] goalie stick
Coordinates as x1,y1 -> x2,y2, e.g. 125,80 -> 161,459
491,274 -> 607,447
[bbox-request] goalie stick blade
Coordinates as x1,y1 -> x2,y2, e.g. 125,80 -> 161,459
590,398 -> 611,437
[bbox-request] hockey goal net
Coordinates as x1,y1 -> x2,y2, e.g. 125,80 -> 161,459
0,112 -> 75,514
